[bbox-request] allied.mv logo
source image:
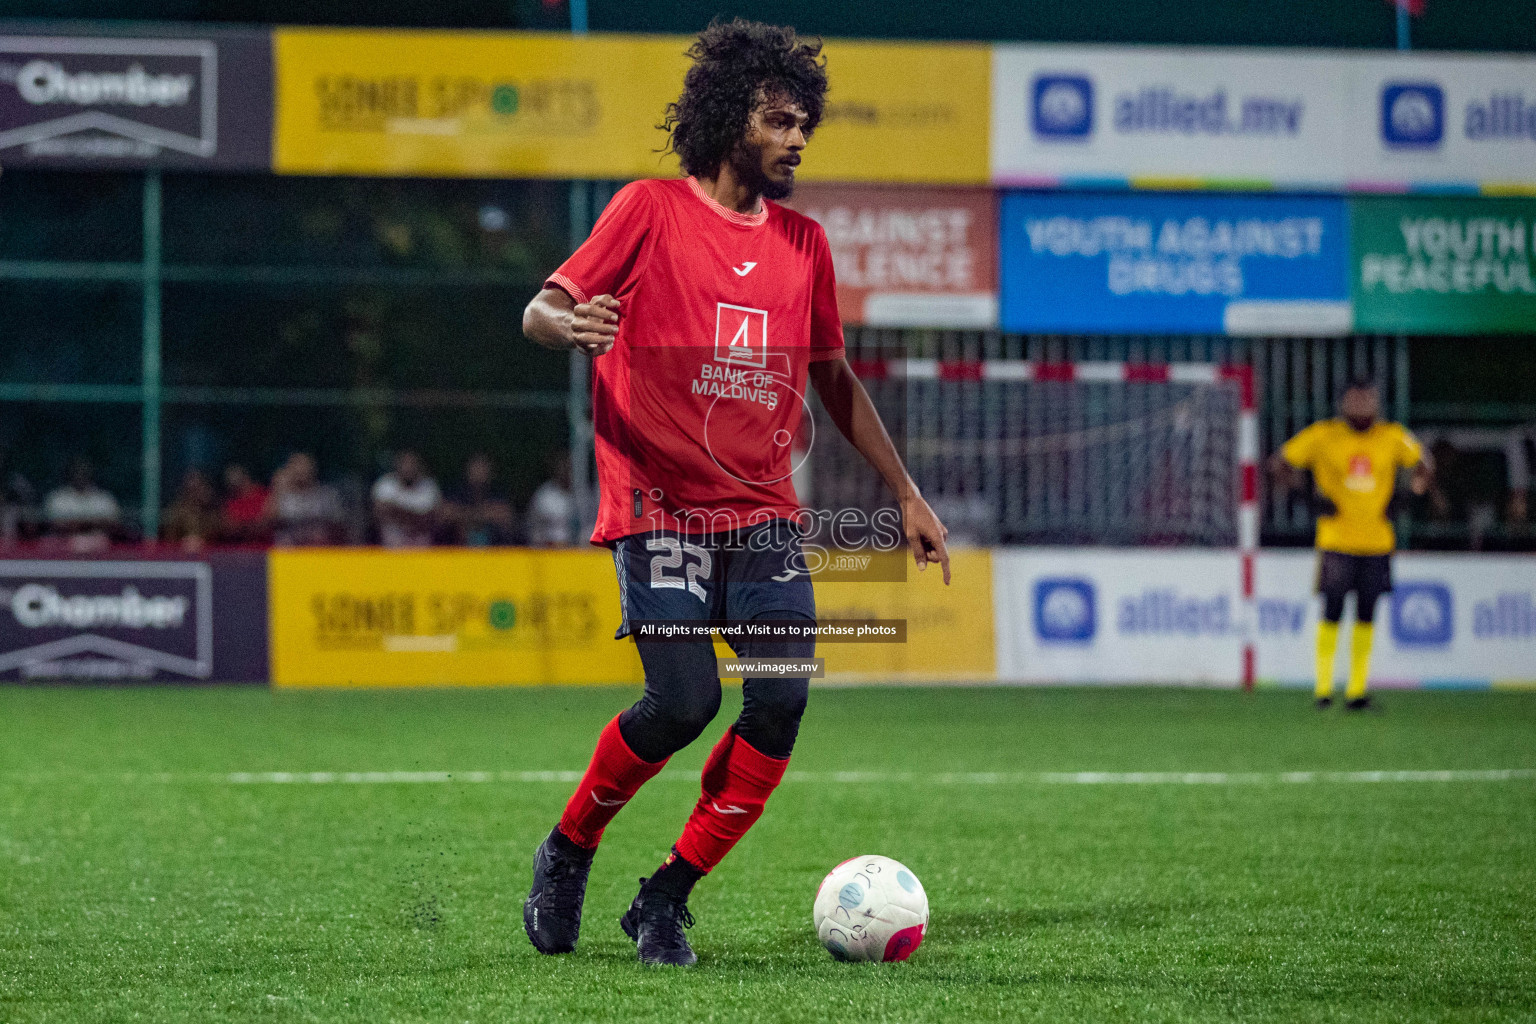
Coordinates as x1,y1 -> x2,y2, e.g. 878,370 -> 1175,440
1391,581 -> 1453,647
1034,577 -> 1096,643
1032,74 -> 1093,140
1381,83 -> 1444,148
714,302 -> 769,368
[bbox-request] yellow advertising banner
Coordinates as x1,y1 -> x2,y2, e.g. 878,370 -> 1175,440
269,548 -> 643,687
269,547 -> 995,688
272,29 -> 989,183
273,29 -> 688,179
806,39 -> 991,185
815,549 -> 995,681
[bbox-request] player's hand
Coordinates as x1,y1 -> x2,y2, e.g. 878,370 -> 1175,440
902,492 -> 951,585
569,294 -> 620,355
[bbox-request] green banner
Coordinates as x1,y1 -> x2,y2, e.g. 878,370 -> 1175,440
1353,197 -> 1536,334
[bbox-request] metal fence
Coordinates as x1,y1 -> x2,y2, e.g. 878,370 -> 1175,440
3,171 -> 1527,550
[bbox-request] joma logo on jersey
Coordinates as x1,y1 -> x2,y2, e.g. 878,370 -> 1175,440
715,303 -> 769,368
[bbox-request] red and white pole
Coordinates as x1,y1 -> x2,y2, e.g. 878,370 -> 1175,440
1222,365 -> 1260,691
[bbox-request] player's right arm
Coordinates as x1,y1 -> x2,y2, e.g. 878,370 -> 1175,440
1271,422 -> 1336,516
1269,424 -> 1318,493
523,180 -> 653,358
523,289 -> 621,356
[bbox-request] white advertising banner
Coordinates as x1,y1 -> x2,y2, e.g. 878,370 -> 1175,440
1256,552 -> 1536,688
993,46 -> 1349,187
992,45 -> 1536,189
993,548 -> 1536,687
993,549 -> 1245,685
1349,55 -> 1536,188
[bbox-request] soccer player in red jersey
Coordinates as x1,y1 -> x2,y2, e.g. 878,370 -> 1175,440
520,20 -> 950,966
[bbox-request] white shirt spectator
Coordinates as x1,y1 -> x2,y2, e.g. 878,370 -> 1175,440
527,479 -> 574,547
45,485 -> 119,527
44,482 -> 120,552
372,472 -> 442,547
272,485 -> 343,546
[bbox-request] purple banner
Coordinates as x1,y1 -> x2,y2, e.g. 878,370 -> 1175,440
0,26 -> 271,170
0,551 -> 268,683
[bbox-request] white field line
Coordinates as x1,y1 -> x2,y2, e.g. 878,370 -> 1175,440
3,768 -> 1533,785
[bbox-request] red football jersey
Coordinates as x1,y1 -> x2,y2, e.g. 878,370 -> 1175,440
546,177 -> 846,544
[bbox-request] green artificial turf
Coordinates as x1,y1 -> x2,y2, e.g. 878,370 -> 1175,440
2,685 -> 1534,1023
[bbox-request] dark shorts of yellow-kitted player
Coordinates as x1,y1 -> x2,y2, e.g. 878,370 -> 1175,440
1315,550 -> 1392,624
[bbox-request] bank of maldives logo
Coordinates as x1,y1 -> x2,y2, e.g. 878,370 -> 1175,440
714,302 -> 769,368
1381,82 -> 1444,148
1034,577 -> 1096,643
1032,74 -> 1093,140
1391,581 -> 1453,647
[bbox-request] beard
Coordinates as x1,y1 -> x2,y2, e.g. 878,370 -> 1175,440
729,138 -> 795,201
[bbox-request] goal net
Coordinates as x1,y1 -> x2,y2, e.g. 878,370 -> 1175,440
807,359 -> 1256,550
800,356 -> 1260,686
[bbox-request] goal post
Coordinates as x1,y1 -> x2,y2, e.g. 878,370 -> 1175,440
811,359 -> 1259,688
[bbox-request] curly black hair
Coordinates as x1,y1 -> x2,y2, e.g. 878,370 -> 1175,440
661,19 -> 828,179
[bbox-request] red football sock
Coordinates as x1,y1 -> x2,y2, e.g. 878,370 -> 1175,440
557,715 -> 667,849
673,727 -> 789,872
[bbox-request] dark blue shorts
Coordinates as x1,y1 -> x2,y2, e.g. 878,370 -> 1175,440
611,517 -> 816,642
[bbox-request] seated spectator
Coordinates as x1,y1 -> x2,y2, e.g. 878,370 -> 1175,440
1504,426 -> 1533,528
372,449 -> 442,548
0,448 -> 37,545
1417,427 -> 1534,549
45,457 -> 121,552
526,453 -> 575,547
267,452 -> 343,546
446,453 -> 515,546
161,468 -> 221,551
220,463 -> 271,544
1422,439 -> 1461,525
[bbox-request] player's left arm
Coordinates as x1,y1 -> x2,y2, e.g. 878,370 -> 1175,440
1401,427 -> 1434,495
808,357 -> 951,585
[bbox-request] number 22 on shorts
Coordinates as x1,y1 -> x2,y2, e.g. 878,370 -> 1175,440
647,537 -> 712,602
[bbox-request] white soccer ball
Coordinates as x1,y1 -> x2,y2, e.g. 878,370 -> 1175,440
813,855 -> 929,962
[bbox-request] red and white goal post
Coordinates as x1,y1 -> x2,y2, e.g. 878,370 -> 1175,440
814,359 -> 1260,688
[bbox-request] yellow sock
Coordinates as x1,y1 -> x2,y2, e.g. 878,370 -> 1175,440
1346,622 -> 1375,700
1315,620 -> 1340,698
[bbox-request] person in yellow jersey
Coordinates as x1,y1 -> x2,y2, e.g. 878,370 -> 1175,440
1270,379 -> 1434,711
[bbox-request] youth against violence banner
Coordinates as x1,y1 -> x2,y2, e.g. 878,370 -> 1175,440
786,185 -> 997,327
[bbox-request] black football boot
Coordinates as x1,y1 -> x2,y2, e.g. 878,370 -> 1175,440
523,826 -> 594,954
620,877 -> 698,967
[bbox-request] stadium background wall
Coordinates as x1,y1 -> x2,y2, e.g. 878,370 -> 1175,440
1,549 -> 1530,688
5,0 -> 1536,52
